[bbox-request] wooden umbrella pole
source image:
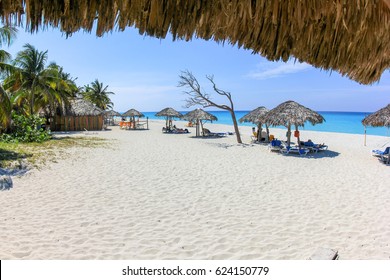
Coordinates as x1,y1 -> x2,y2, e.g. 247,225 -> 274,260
364,126 -> 367,146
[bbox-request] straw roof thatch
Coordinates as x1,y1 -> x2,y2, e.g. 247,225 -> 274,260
362,104 -> 390,127
122,108 -> 144,117
239,106 -> 269,124
264,100 -> 324,147
1,1 -> 389,85
182,108 -> 217,122
105,109 -> 122,117
264,101 -> 324,128
155,107 -> 183,118
63,99 -> 104,116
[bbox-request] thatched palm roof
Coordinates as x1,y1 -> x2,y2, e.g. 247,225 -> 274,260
362,104 -> 390,127
239,106 -> 269,124
264,101 -> 325,128
122,108 -> 144,117
264,100 -> 324,147
1,1 -> 389,84
64,99 -> 104,116
105,109 -> 122,117
155,107 -> 182,118
182,108 -> 217,122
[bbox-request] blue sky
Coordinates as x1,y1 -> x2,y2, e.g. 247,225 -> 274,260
5,26 -> 390,113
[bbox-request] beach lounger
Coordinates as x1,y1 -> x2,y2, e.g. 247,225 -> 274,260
162,127 -> 190,134
281,146 -> 310,156
372,147 -> 390,157
251,131 -> 267,143
202,128 -> 227,138
380,153 -> 390,165
268,139 -> 284,152
300,140 -> 328,153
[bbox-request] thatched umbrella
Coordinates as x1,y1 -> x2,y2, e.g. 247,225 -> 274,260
155,107 -> 183,130
104,110 -> 122,126
362,104 -> 390,128
122,108 -> 145,129
362,104 -> 390,147
105,110 -> 122,117
182,108 -> 217,137
239,106 -> 270,142
122,108 -> 144,118
263,101 -> 325,148
1,1 -> 389,85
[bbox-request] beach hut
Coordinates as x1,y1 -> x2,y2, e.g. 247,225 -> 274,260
182,108 -> 217,137
362,104 -> 390,146
239,106 -> 270,142
50,98 -> 104,131
263,101 -> 325,148
2,1 -> 389,85
155,107 -> 183,130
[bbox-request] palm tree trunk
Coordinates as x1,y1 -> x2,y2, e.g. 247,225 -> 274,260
30,79 -> 37,115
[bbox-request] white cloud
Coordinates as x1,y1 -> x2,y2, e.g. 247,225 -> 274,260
247,60 -> 311,80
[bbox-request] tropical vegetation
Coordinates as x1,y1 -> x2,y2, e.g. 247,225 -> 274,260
0,26 -> 115,143
81,79 -> 114,110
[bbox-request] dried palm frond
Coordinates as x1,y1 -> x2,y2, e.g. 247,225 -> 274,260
0,1 -> 389,84
362,104 -> 390,127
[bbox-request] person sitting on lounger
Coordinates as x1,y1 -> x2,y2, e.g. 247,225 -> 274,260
175,128 -> 189,133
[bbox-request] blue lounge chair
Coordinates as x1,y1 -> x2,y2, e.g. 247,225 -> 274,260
202,128 -> 226,138
300,140 -> 328,153
268,139 -> 284,152
281,146 -> 310,156
372,147 -> 390,157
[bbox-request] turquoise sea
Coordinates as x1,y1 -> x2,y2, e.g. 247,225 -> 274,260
137,111 -> 389,137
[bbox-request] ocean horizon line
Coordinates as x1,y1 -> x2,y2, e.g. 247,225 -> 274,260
115,110 -> 389,137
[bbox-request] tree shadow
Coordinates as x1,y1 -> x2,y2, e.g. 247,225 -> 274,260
306,150 -> 340,158
0,148 -> 32,162
0,148 -> 32,177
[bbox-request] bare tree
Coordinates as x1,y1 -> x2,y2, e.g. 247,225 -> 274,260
178,70 -> 242,143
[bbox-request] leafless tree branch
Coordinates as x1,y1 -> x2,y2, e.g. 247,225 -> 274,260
178,70 -> 242,143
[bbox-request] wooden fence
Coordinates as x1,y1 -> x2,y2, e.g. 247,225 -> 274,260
50,115 -> 104,131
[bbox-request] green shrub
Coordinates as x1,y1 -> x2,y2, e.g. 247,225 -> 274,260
1,114 -> 51,143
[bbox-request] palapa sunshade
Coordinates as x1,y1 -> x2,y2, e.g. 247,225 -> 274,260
182,108 -> 217,137
122,108 -> 144,118
1,1 -> 390,85
155,107 -> 183,130
362,104 -> 390,128
263,101 -> 325,148
239,106 -> 270,142
104,109 -> 121,126
362,104 -> 390,148
122,108 -> 145,127
104,110 -> 122,117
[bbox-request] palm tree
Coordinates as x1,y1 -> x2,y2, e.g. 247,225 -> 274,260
0,25 -> 17,130
43,62 -> 78,115
4,44 -> 75,116
82,79 -> 114,110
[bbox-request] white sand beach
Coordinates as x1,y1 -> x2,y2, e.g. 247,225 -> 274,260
1,120 -> 389,260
